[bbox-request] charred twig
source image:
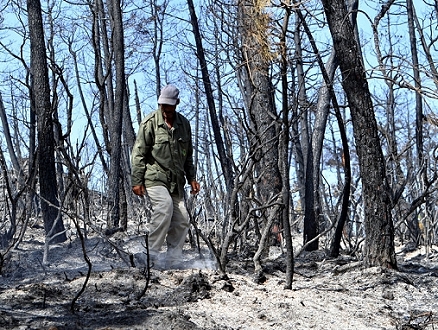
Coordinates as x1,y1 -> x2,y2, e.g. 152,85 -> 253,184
70,215 -> 92,312
136,233 -> 151,300
188,206 -> 203,258
400,311 -> 437,329
192,218 -> 224,274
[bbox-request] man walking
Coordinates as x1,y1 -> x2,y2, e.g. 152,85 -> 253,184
131,84 -> 200,268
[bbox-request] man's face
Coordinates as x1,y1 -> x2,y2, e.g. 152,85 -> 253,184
161,104 -> 177,122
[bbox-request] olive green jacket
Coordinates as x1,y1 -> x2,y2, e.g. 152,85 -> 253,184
131,109 -> 196,197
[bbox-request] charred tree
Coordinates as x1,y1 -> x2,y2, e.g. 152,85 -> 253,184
27,0 -> 66,243
322,0 -> 397,268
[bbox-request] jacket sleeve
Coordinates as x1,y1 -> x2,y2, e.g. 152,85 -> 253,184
131,120 -> 153,186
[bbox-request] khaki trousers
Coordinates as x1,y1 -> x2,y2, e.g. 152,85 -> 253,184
146,185 -> 189,261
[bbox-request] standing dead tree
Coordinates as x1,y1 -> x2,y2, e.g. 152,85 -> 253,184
322,0 -> 397,269
27,0 -> 67,244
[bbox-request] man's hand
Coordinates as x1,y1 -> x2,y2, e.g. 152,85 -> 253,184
190,180 -> 200,195
132,185 -> 146,196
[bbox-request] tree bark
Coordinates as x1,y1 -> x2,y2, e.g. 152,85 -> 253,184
237,0 -> 282,275
322,0 -> 397,269
406,0 -> 423,174
293,13 -> 318,251
279,4 -> 294,288
106,0 -> 126,229
27,0 -> 66,243
0,92 -> 22,176
187,0 -> 235,191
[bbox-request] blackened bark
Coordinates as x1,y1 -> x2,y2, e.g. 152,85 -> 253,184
107,0 -> 125,228
298,0 -> 358,252
27,0 -> 66,243
0,93 -> 21,175
237,1 -> 282,276
279,5 -> 294,288
329,106 -> 351,257
187,0 -> 235,191
293,15 -> 318,251
406,0 -> 423,171
303,148 -> 318,251
322,0 -> 397,268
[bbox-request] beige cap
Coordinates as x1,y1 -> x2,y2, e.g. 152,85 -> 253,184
157,84 -> 180,105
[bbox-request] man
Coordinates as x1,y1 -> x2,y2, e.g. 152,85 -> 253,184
131,84 -> 200,268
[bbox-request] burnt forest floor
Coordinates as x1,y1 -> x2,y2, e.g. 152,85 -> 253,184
1,226 -> 438,330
